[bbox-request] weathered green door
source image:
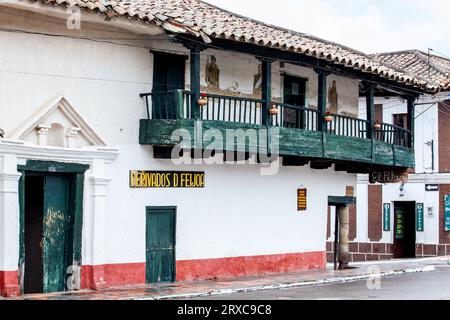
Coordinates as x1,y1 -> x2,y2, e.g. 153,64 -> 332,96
152,52 -> 185,119
42,175 -> 69,293
146,207 -> 176,283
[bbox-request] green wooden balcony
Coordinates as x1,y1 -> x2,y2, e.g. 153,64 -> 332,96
139,90 -> 414,171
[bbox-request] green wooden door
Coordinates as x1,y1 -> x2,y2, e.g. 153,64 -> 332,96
283,75 -> 307,129
42,175 -> 69,293
152,52 -> 185,119
146,207 -> 176,283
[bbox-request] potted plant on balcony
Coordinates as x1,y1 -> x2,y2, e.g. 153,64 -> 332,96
269,104 -> 279,116
198,92 -> 208,107
374,121 -> 382,130
324,111 -> 334,123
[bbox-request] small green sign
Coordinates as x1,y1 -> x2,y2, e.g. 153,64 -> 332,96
445,195 -> 450,232
416,203 -> 424,232
383,203 -> 391,231
395,208 -> 405,239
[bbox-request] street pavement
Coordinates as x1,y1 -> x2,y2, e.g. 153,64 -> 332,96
192,265 -> 450,300
4,257 -> 449,300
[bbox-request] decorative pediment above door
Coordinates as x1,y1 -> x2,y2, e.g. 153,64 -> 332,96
9,94 -> 106,148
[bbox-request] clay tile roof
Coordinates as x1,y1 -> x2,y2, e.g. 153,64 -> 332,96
27,0 -> 441,93
371,50 -> 450,91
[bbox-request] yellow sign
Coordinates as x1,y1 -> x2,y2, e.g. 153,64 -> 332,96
297,188 -> 307,211
130,171 -> 205,188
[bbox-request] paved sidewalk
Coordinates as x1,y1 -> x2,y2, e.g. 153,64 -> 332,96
5,257 -> 450,300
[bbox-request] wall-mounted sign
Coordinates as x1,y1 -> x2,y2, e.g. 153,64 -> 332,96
416,203 -> 424,232
445,195 -> 450,232
129,170 -> 205,188
369,170 -> 409,184
383,203 -> 391,232
395,207 -> 405,240
297,189 -> 307,211
425,184 -> 439,192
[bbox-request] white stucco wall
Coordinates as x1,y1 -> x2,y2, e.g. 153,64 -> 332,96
0,9 -> 359,270
357,94 -> 446,246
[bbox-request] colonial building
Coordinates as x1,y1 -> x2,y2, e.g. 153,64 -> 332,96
328,50 -> 450,262
0,1 -> 434,297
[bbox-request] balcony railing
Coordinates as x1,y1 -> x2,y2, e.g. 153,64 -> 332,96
140,90 -> 412,148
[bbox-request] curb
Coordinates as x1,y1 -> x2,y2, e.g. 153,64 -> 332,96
135,265 -> 436,300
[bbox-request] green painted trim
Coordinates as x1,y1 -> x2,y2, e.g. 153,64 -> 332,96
17,160 -> 88,293
139,119 -> 415,169
71,174 -> 84,266
18,173 -> 25,294
18,160 -> 90,174
328,196 -> 356,206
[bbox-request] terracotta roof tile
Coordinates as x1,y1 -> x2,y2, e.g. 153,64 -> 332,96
372,50 -> 450,91
26,0 -> 440,92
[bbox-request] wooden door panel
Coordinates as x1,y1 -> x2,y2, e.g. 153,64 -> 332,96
146,207 -> 176,284
43,175 -> 69,293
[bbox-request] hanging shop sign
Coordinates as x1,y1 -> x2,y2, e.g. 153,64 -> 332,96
445,195 -> 450,232
416,203 -> 424,232
297,188 -> 307,211
395,207 -> 405,239
369,170 -> 408,184
383,203 -> 391,232
129,170 -> 205,188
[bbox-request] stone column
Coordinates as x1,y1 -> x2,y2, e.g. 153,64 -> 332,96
66,127 -> 81,148
36,125 -> 51,146
338,205 -> 351,270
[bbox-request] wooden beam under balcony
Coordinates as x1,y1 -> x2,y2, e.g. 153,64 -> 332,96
261,59 -> 272,126
316,69 -> 329,132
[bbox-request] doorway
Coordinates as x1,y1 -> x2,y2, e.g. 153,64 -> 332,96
146,206 -> 176,284
283,75 -> 307,129
19,160 -> 87,295
393,201 -> 416,259
23,174 -> 73,294
152,51 -> 186,119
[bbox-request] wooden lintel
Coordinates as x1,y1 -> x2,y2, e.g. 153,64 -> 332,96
328,196 -> 356,207
282,156 -> 310,167
310,160 -> 333,170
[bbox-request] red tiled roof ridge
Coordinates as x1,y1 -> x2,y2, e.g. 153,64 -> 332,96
16,0 -> 443,92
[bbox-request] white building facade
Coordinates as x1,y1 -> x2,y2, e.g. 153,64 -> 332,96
0,1 -> 430,296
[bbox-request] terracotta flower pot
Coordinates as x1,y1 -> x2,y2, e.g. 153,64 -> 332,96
198,93 -> 208,107
269,106 -> 279,116
324,114 -> 334,123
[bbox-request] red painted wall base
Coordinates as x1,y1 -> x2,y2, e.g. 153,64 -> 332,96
0,271 -> 20,297
81,251 -> 325,289
81,263 -> 146,290
177,251 -> 326,281
2,252 -> 326,295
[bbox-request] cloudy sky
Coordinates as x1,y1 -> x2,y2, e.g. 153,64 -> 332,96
205,0 -> 450,57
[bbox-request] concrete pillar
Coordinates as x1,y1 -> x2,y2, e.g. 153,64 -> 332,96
338,205 -> 351,270
85,159 -> 110,289
0,154 -> 21,297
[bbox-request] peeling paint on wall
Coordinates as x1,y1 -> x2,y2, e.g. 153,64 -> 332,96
328,80 -> 338,114
205,55 -> 220,89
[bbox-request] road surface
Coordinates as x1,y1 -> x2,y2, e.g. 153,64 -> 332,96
191,265 -> 450,300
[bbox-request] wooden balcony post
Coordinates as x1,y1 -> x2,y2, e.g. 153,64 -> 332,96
407,97 -> 415,149
365,84 -> 375,140
315,69 -> 329,131
261,59 -> 272,126
190,44 -> 201,120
